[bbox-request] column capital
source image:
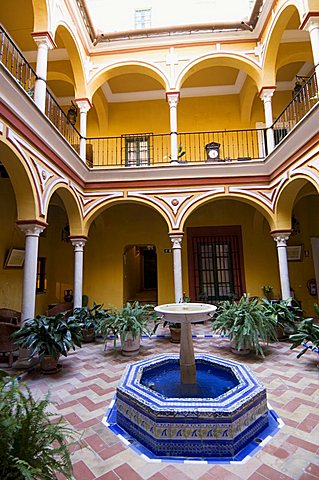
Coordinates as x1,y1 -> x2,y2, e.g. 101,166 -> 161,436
169,233 -> 183,248
31,31 -> 56,49
70,236 -> 88,249
271,230 -> 291,245
259,87 -> 276,101
17,220 -> 47,236
74,98 -> 93,112
300,13 -> 319,32
166,91 -> 180,107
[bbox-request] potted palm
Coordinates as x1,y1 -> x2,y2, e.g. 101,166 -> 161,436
12,313 -> 82,372
99,301 -> 156,356
71,302 -> 109,342
211,294 -> 278,357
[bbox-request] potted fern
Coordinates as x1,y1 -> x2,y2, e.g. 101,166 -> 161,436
99,301 -> 156,356
211,294 -> 278,357
0,371 -> 80,479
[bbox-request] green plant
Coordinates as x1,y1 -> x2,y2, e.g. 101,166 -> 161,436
169,144 -> 186,161
262,285 -> 273,296
71,302 -> 109,331
12,313 -> 82,361
99,301 -> 156,348
211,294 -> 278,357
289,304 -> 319,358
0,370 -> 79,479
261,297 -> 298,332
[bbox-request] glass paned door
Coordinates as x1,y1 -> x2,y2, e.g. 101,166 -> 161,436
188,226 -> 245,303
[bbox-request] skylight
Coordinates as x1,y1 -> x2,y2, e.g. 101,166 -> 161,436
85,0 -> 256,35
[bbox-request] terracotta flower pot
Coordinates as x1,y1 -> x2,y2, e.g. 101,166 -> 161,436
81,327 -> 95,343
169,326 -> 181,344
121,334 -> 140,356
40,355 -> 60,373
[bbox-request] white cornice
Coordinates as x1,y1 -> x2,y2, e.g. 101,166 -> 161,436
280,29 -> 310,43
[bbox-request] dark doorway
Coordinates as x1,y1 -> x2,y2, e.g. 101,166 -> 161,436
123,245 -> 158,305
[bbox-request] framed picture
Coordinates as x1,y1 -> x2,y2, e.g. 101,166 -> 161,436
287,245 -> 302,261
4,248 -> 25,268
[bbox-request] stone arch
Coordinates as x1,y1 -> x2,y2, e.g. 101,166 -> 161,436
32,0 -> 49,31
53,23 -> 86,97
0,139 -> 39,220
275,46 -> 313,73
44,184 -> 83,236
177,53 -> 262,91
83,197 -> 171,236
262,2 -> 303,85
179,192 -> 275,231
87,62 -> 169,100
274,175 -> 319,230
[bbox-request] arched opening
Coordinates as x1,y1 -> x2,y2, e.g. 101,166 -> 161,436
85,202 -> 169,308
123,244 -> 158,305
183,197 -> 276,302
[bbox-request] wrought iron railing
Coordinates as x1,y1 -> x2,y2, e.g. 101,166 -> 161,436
0,24 -> 36,97
86,133 -> 171,167
178,128 -> 266,163
0,24 -> 81,148
86,128 -> 266,167
45,90 -> 81,146
272,69 -> 319,145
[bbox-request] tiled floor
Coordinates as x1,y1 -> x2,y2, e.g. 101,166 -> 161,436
12,324 -> 319,479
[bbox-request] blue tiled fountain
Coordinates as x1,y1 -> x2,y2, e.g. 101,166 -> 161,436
105,303 -> 281,462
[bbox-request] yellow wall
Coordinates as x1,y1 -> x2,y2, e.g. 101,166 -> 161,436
107,99 -> 169,135
0,178 -> 24,311
288,194 -> 319,315
90,94 -> 266,138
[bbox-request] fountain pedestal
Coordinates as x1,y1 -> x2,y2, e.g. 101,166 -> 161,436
154,303 -> 216,385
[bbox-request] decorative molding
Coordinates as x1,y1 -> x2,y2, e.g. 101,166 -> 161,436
31,31 -> 57,49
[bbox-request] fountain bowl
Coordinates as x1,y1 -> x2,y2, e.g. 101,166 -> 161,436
154,302 -> 216,323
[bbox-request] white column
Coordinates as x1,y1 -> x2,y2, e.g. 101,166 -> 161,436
31,33 -> 56,113
70,237 -> 87,309
18,222 -> 47,322
302,17 -> 319,84
75,99 -> 92,161
259,88 -> 276,154
271,231 -> 291,300
166,92 -> 180,164
169,234 -> 183,303
14,221 -> 46,368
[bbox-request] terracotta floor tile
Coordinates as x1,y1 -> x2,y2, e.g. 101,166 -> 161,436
114,463 -> 143,480
160,465 -> 192,480
256,465 -> 293,480
306,464 -> 319,477
72,460 -> 95,480
287,435 -> 319,453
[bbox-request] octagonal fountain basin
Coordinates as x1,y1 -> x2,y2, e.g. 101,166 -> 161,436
104,354 -> 282,462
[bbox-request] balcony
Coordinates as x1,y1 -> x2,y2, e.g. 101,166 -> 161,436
1,23 -> 319,174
